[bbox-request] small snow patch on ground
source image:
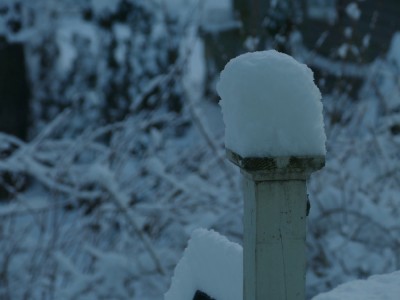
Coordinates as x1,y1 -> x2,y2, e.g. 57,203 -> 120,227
312,270 -> 400,300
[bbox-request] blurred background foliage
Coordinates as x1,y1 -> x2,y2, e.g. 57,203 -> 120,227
0,0 -> 400,299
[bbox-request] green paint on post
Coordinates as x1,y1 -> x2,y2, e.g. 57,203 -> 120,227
227,149 -> 325,300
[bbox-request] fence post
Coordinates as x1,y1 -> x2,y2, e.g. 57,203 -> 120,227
227,151 -> 325,300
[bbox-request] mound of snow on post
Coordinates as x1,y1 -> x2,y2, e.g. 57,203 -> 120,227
217,50 -> 326,157
165,229 -> 242,300
312,270 -> 400,300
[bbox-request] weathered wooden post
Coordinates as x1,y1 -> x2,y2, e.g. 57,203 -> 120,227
217,50 -> 326,300
227,152 -> 324,299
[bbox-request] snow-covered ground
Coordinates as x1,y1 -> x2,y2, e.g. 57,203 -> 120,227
313,270 -> 400,300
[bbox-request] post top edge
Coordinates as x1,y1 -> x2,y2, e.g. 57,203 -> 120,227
226,149 -> 325,174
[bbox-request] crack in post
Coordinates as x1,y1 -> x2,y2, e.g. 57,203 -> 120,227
279,229 -> 288,300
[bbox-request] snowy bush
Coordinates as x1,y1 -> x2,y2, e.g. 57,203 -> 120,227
306,57 -> 400,296
7,0 -> 187,135
0,101 -> 241,299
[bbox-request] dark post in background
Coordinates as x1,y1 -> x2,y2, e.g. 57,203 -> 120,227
0,39 -> 30,140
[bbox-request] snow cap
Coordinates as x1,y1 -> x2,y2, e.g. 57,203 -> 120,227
217,50 -> 326,157
165,229 -> 242,300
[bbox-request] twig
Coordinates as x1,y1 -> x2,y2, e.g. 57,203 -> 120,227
93,165 -> 166,275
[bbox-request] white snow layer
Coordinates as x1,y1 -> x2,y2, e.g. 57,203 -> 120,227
165,229 -> 400,300
312,270 -> 400,300
217,50 -> 326,157
165,229 -> 242,300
